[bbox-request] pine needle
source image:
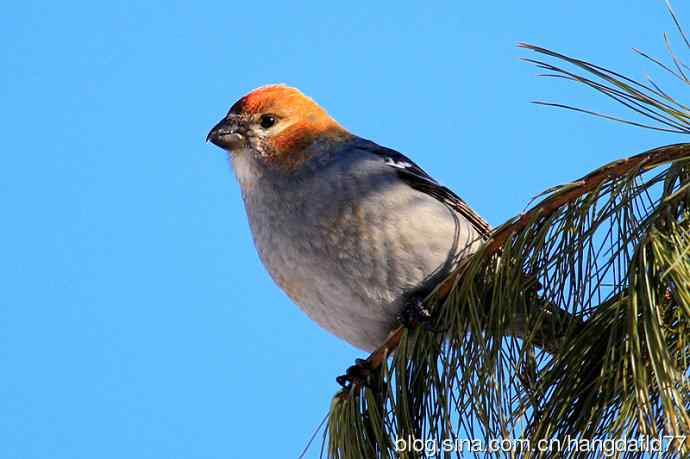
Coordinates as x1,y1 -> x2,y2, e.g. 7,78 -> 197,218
320,3 -> 690,458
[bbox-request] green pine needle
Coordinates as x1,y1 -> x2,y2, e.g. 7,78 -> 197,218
322,4 -> 690,458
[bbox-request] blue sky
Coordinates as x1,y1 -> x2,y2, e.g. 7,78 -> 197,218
1,1 -> 687,458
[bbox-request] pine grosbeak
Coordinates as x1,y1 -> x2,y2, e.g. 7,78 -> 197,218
207,84 -> 490,352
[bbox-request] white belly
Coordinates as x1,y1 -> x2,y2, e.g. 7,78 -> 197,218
244,182 -> 478,350
233,147 -> 481,351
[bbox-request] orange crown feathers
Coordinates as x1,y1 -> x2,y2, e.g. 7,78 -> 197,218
232,84 -> 351,163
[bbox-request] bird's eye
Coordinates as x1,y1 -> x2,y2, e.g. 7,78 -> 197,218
260,114 -> 277,129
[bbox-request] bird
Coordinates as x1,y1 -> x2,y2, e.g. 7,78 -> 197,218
206,84 -> 491,358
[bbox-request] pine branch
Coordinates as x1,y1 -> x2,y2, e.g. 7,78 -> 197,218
326,142 -> 690,459
322,4 -> 690,458
339,144 -> 690,400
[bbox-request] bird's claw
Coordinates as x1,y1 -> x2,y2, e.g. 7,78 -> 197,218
397,297 -> 430,327
336,358 -> 373,389
397,296 -> 433,327
397,296 -> 448,333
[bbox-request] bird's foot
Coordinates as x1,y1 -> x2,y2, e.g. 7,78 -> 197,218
336,358 -> 373,389
397,296 -> 445,333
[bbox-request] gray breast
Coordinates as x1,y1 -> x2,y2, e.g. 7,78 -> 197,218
239,148 -> 481,351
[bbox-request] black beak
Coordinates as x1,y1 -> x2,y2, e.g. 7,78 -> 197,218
206,116 -> 246,150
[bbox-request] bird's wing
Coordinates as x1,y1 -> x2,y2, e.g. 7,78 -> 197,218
359,142 -> 493,239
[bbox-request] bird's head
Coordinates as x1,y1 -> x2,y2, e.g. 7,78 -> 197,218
207,84 -> 350,170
